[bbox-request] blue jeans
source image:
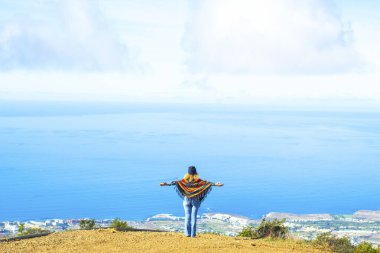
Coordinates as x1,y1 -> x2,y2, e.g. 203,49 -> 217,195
183,197 -> 200,237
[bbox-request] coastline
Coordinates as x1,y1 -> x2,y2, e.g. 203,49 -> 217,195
2,210 -> 380,245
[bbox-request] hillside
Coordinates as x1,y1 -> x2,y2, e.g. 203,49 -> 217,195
0,229 -> 327,253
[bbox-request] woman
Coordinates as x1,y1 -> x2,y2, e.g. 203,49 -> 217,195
160,166 -> 223,237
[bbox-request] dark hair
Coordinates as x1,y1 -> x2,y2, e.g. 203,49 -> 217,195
188,166 -> 197,175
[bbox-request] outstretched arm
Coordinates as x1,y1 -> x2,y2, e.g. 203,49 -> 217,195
212,182 -> 224,187
160,181 -> 176,186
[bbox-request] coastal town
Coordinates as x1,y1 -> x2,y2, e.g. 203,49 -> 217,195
2,210 -> 380,245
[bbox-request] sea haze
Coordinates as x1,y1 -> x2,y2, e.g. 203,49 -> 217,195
1,101 -> 380,221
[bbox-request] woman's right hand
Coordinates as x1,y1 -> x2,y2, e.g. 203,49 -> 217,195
160,182 -> 168,186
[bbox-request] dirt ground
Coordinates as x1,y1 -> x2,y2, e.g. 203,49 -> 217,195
0,229 -> 328,253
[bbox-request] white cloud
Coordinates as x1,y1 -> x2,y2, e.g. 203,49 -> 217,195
0,0 -> 134,71
183,0 -> 360,74
0,0 -> 379,107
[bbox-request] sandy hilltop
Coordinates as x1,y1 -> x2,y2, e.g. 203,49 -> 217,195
0,229 -> 327,253
2,210 -> 380,252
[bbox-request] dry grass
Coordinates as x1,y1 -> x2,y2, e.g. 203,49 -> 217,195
0,229 -> 329,253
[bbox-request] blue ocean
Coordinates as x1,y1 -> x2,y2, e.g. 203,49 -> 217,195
1,101 -> 380,221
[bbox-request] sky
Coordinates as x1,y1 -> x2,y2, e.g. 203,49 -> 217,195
0,0 -> 380,107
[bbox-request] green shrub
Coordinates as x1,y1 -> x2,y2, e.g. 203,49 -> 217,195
354,242 -> 378,253
20,228 -> 50,236
238,226 -> 254,237
17,223 -> 25,235
79,219 -> 96,230
111,218 -> 131,231
238,218 -> 289,239
254,218 -> 289,239
313,232 -> 354,253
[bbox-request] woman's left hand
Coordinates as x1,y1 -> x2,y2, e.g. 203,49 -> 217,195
214,182 -> 224,187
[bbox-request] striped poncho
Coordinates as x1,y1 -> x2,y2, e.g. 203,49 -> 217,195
173,178 -> 213,203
